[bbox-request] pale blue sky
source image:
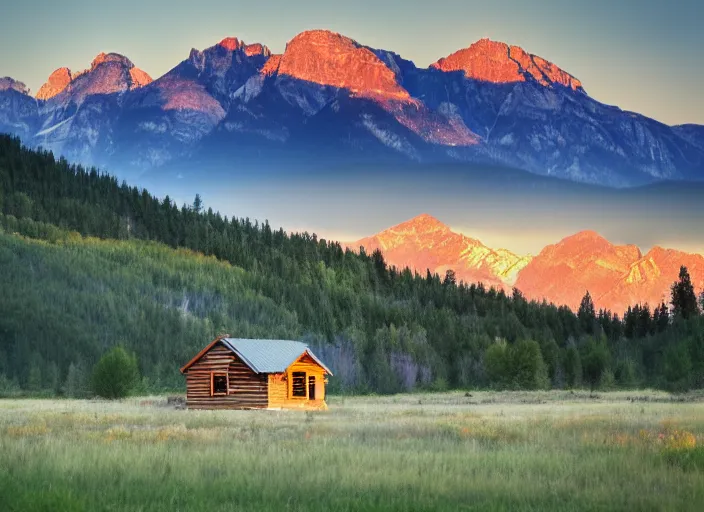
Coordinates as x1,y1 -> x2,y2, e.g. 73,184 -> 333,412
1,0 -> 702,125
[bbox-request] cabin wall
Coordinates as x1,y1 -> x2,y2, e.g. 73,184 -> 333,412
268,374 -> 288,408
268,354 -> 328,410
185,342 -> 268,409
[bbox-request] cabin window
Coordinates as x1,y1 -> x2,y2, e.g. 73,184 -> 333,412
308,376 -> 316,400
211,373 -> 228,396
291,372 -> 307,398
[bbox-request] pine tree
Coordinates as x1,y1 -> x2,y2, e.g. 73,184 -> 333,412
192,194 -> 203,214
563,345 -> 582,388
656,301 -> 670,332
671,266 -> 699,319
443,269 -> 457,287
637,304 -> 652,337
578,291 -> 596,334
510,340 -> 549,390
484,340 -> 510,389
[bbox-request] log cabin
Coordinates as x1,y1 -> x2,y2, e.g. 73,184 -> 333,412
180,336 -> 333,410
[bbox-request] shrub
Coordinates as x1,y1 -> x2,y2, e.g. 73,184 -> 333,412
484,340 -> 510,388
511,340 -> 549,390
91,346 -> 140,399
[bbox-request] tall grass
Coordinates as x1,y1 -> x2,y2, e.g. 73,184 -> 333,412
1,391 -> 703,511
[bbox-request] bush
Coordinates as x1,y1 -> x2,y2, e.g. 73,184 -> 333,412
484,339 -> 549,390
511,340 -> 549,390
91,346 -> 140,399
484,340 -> 510,388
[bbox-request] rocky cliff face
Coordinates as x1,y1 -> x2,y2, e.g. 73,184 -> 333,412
350,214 -> 531,289
1,30 -> 703,184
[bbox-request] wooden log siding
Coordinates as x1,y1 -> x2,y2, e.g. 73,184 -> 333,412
281,353 -> 328,410
268,374 -> 288,408
185,342 -> 268,409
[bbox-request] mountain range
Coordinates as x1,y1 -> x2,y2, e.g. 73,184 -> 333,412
350,214 -> 704,314
1,30 -> 703,186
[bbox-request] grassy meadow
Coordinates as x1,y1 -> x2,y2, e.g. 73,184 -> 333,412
1,391 -> 703,511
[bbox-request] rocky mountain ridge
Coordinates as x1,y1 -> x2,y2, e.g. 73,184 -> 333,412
349,214 -> 531,289
1,29 -> 703,185
353,215 -> 704,314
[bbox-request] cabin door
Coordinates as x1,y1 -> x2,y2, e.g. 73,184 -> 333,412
308,376 -> 316,400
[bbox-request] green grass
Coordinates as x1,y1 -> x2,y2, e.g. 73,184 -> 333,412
1,391 -> 703,511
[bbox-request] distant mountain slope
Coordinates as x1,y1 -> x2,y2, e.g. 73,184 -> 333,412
354,215 -> 704,314
598,247 -> 704,314
349,214 -> 531,289
515,231 -> 643,310
516,232 -> 704,313
1,30 -> 703,185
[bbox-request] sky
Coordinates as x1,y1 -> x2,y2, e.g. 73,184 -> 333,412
1,0 -> 703,126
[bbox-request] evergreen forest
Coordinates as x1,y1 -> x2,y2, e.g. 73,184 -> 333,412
1,135 -> 703,396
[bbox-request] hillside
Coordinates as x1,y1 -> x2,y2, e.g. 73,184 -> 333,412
1,136 -> 703,394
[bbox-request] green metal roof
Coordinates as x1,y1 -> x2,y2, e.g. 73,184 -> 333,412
220,338 -> 332,375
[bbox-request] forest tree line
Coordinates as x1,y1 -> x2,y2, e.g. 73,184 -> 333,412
1,134 -> 703,396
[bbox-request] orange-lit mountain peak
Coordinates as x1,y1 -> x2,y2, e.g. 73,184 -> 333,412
392,213 -> 449,233
277,29 -> 410,101
561,229 -> 612,245
89,52 -> 153,90
36,53 -> 152,102
218,37 -> 244,52
36,67 -> 73,100
560,231 -> 639,264
599,246 -> 704,313
244,43 -> 270,57
643,245 -> 680,260
271,30 -> 478,147
517,231 -> 643,312
432,39 -> 521,84
90,52 -> 135,70
432,38 -> 583,91
349,215 -> 530,289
